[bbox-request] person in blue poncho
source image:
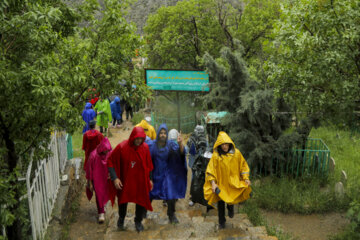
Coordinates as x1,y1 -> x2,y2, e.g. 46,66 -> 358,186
110,96 -> 122,127
82,102 -> 96,134
147,124 -> 187,224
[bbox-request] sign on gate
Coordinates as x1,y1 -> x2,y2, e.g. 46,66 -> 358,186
145,69 -> 209,92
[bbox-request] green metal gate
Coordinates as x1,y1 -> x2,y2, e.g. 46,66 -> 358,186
151,112 -> 196,134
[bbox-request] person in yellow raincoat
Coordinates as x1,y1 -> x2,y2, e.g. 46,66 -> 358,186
135,117 -> 156,140
203,131 -> 251,229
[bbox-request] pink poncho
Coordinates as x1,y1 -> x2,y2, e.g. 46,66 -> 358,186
86,137 -> 112,207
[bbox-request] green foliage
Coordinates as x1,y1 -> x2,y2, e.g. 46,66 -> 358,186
0,0 -> 150,238
330,200 -> 360,239
266,0 -> 360,124
252,177 -> 349,214
202,47 -> 311,175
131,112 -> 145,125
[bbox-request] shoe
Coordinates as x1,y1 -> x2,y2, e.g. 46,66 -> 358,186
162,200 -> 167,207
117,218 -> 125,230
219,222 -> 226,229
188,200 -> 194,206
98,213 -> 105,224
135,222 -> 144,232
228,206 -> 234,218
169,214 -> 179,224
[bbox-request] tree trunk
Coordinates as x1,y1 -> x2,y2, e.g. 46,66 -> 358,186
4,128 -> 22,240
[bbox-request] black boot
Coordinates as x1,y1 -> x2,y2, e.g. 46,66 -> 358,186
117,218 -> 125,230
135,221 -> 144,232
169,214 -> 179,224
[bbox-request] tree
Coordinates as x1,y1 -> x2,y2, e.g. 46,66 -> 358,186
203,46 -> 311,175
0,0 -> 149,238
266,0 -> 360,124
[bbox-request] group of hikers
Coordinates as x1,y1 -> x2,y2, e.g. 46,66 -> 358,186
81,101 -> 252,232
82,95 -> 134,136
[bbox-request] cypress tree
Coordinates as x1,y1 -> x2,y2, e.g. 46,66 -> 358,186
203,47 -> 315,175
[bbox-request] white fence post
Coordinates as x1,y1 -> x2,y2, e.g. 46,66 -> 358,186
26,131 -> 68,239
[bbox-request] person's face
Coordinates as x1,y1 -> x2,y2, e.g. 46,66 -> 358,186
159,129 -> 167,142
134,137 -> 143,146
220,143 -> 230,153
100,150 -> 109,155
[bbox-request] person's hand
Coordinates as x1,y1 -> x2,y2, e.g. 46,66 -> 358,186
88,181 -> 94,192
150,180 -> 153,191
114,178 -> 123,190
245,179 -> 251,186
211,180 -> 218,193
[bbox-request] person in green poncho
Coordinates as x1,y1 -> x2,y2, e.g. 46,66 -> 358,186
94,96 -> 112,136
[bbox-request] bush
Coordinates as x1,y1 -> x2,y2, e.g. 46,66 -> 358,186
131,112 -> 144,126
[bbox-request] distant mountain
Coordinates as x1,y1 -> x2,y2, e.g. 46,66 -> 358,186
127,0 -> 181,34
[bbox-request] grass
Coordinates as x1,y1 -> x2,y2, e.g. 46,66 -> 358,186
71,130 -> 83,159
309,127 -> 360,199
252,177 -> 349,214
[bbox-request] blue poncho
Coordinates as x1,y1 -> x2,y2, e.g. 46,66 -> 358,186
148,124 -> 187,200
82,102 -> 96,133
110,96 -> 122,120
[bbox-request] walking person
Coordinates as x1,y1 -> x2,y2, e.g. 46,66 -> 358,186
203,131 -> 252,229
110,96 -> 122,127
135,117 -> 156,140
147,124 -> 187,224
82,102 -> 96,134
107,127 -> 153,232
82,120 -> 104,170
85,137 -> 112,223
94,95 -> 112,136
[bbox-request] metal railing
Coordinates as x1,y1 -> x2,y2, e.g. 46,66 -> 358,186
251,138 -> 331,178
26,131 -> 68,240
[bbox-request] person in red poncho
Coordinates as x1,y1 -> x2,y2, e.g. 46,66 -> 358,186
107,126 -> 154,232
82,120 -> 104,170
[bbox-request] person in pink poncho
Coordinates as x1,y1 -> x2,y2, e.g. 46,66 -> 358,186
86,137 -> 112,223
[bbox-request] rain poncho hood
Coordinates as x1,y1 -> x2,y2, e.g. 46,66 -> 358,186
107,127 -> 153,210
82,129 -> 104,170
203,131 -> 251,207
82,102 -> 96,133
85,138 -> 112,205
136,120 -> 156,140
110,97 -> 122,120
94,99 -> 112,128
148,124 -> 187,200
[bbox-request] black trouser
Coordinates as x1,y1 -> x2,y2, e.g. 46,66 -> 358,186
118,203 -> 145,223
126,106 -> 133,120
146,199 -> 176,217
166,199 -> 176,217
99,126 -> 107,133
218,201 -> 233,224
112,118 -> 122,126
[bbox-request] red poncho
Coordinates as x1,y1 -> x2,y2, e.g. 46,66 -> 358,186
108,127 -> 154,211
82,129 -> 104,170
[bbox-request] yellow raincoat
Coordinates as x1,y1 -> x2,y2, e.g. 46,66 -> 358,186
204,131 -> 251,207
135,120 -> 156,140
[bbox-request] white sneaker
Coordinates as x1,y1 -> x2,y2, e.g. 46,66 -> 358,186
189,200 -> 194,206
99,213 -> 105,223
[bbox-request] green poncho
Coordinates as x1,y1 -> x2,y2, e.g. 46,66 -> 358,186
94,99 -> 112,128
